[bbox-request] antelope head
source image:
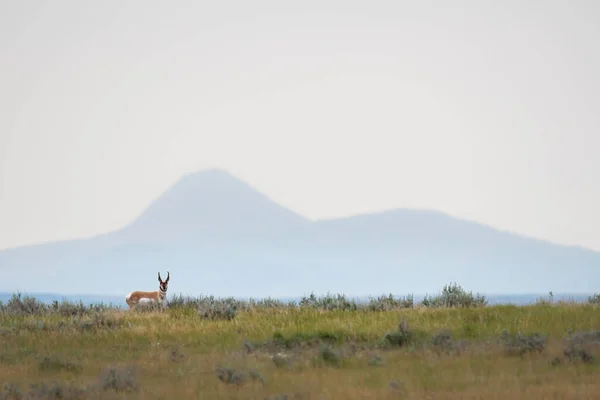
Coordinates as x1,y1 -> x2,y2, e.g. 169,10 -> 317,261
158,271 -> 170,292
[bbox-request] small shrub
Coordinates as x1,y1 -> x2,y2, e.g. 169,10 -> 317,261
266,331 -> 339,351
99,365 -> 139,392
564,346 -> 595,364
216,366 -> 246,386
198,302 -> 237,321
0,382 -> 91,400
173,295 -> 242,320
243,340 -> 254,354
431,330 -> 455,354
248,297 -> 289,309
384,319 -> 413,347
0,293 -> 48,316
26,382 -> 89,400
389,381 -> 401,389
368,354 -> 383,366
168,294 -> 245,317
299,293 -> 358,311
563,331 -> 600,364
272,353 -> 291,368
165,294 -> 188,309
38,355 -> 82,373
0,293 -> 117,317
318,345 -> 342,367
367,294 -> 414,311
0,383 -> 22,400
132,302 -> 164,313
85,313 -> 124,330
565,330 -> 600,345
51,300 -> 112,317
248,369 -> 266,386
169,345 -> 185,363
501,330 -> 546,356
588,294 -> 600,304
420,283 -> 487,308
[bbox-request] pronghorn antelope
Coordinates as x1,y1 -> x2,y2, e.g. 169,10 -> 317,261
125,271 -> 170,309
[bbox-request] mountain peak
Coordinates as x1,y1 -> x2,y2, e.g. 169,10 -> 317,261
124,169 -> 309,240
178,168 -> 239,183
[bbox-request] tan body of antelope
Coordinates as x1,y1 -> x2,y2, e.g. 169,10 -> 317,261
125,271 -> 170,309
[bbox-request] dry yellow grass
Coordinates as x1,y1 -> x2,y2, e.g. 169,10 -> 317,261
1,303 -> 600,399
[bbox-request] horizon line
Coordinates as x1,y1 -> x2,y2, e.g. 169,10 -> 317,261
0,290 -> 596,299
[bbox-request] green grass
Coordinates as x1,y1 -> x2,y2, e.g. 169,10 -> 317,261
1,296 -> 600,399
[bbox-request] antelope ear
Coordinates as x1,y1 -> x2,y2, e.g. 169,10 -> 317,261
158,272 -> 162,282
166,271 -> 170,283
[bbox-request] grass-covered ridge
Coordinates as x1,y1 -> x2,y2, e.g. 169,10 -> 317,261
1,283 -> 600,399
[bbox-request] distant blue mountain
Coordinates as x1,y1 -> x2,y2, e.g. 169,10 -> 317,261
0,169 -> 598,298
124,169 -> 311,242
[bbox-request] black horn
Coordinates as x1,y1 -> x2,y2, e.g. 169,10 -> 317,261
158,272 -> 162,282
165,271 -> 170,283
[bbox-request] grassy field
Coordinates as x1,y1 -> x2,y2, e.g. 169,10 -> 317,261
1,287 -> 600,399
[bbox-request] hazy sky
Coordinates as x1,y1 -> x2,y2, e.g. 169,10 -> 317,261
1,0 -> 599,252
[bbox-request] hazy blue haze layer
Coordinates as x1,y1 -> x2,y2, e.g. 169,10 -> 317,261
0,292 -> 592,310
